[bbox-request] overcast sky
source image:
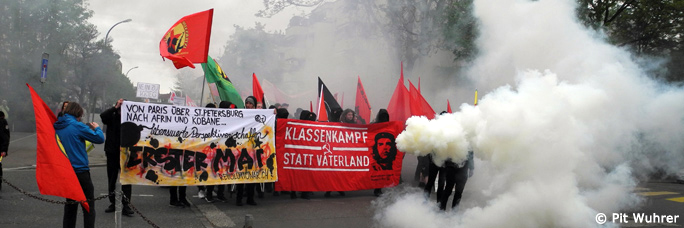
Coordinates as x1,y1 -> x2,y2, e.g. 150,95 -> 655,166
87,0 -> 309,93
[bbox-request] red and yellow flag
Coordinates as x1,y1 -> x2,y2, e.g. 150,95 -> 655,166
27,84 -> 89,212
159,9 -> 213,69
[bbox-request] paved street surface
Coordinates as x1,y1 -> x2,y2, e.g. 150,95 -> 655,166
1,132 -> 683,228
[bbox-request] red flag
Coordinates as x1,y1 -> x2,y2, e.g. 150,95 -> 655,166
186,96 -> 197,107
418,77 -> 421,93
169,91 -> 176,103
262,79 -> 290,103
316,87 -> 328,121
387,62 -> 411,122
159,9 -> 213,69
408,81 -> 435,119
355,76 -> 371,124
27,84 -> 89,212
252,73 -> 267,108
310,101 -> 314,113
447,99 -> 453,113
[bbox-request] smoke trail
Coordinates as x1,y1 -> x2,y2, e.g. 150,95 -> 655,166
380,0 -> 684,227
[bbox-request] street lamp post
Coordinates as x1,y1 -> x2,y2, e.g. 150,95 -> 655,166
105,18 -> 132,46
97,19 -> 132,123
125,66 -> 139,77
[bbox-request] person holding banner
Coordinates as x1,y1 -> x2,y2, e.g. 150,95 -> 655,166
371,109 -> 390,196
169,185 -> 190,207
100,98 -> 134,216
236,96 -> 258,206
197,103 -> 216,200
324,109 -> 356,198
54,102 -> 104,228
291,110 -> 317,200
205,101 -> 231,203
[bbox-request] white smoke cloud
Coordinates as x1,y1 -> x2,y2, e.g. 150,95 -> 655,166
382,0 -> 684,227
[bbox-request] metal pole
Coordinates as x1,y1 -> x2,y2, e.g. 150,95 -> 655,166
105,19 -> 132,46
243,214 -> 254,228
199,75 -> 206,107
125,66 -> 139,78
115,190 -> 122,228
99,18 -> 131,122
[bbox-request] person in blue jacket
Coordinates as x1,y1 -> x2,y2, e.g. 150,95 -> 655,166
54,102 -> 105,228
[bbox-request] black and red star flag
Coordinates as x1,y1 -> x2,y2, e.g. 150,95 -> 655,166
159,9 -> 213,69
316,77 -> 341,121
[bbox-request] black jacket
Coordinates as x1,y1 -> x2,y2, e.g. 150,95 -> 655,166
0,118 -> 9,153
100,106 -> 121,152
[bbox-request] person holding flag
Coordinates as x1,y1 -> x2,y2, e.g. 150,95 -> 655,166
54,102 -> 104,228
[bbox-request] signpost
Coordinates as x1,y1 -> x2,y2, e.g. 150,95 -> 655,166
136,82 -> 160,100
40,53 -> 49,83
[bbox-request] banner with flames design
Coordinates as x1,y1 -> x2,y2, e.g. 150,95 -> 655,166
119,101 -> 276,186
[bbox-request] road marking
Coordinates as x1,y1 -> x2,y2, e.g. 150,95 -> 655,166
638,191 -> 679,196
10,133 -> 36,143
98,193 -> 154,197
196,203 -> 235,227
666,197 -> 684,203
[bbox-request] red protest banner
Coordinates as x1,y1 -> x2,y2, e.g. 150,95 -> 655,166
275,119 -> 404,192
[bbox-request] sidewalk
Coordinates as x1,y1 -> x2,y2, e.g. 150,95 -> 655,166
3,131 -> 107,170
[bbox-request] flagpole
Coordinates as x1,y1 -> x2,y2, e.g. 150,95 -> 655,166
199,75 -> 206,107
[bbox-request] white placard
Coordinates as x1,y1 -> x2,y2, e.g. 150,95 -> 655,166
136,82 -> 160,99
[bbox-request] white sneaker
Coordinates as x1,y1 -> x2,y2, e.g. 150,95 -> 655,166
198,190 -> 206,199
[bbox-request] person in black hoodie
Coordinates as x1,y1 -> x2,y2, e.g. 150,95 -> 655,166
236,96 -> 258,206
439,151 -> 474,211
0,111 -> 9,191
99,99 -> 134,216
371,109 -> 391,196
324,109 -> 354,197
205,101 -> 232,203
271,108 -> 290,196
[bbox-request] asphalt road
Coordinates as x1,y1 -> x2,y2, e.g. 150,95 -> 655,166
1,132 -> 683,228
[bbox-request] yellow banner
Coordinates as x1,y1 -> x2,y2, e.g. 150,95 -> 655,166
118,101 -> 277,186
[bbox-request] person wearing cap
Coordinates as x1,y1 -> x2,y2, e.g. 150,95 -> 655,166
236,96 -> 258,206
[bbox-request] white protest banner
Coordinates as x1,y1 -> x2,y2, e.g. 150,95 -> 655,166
136,82 -> 160,99
119,101 -> 277,186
